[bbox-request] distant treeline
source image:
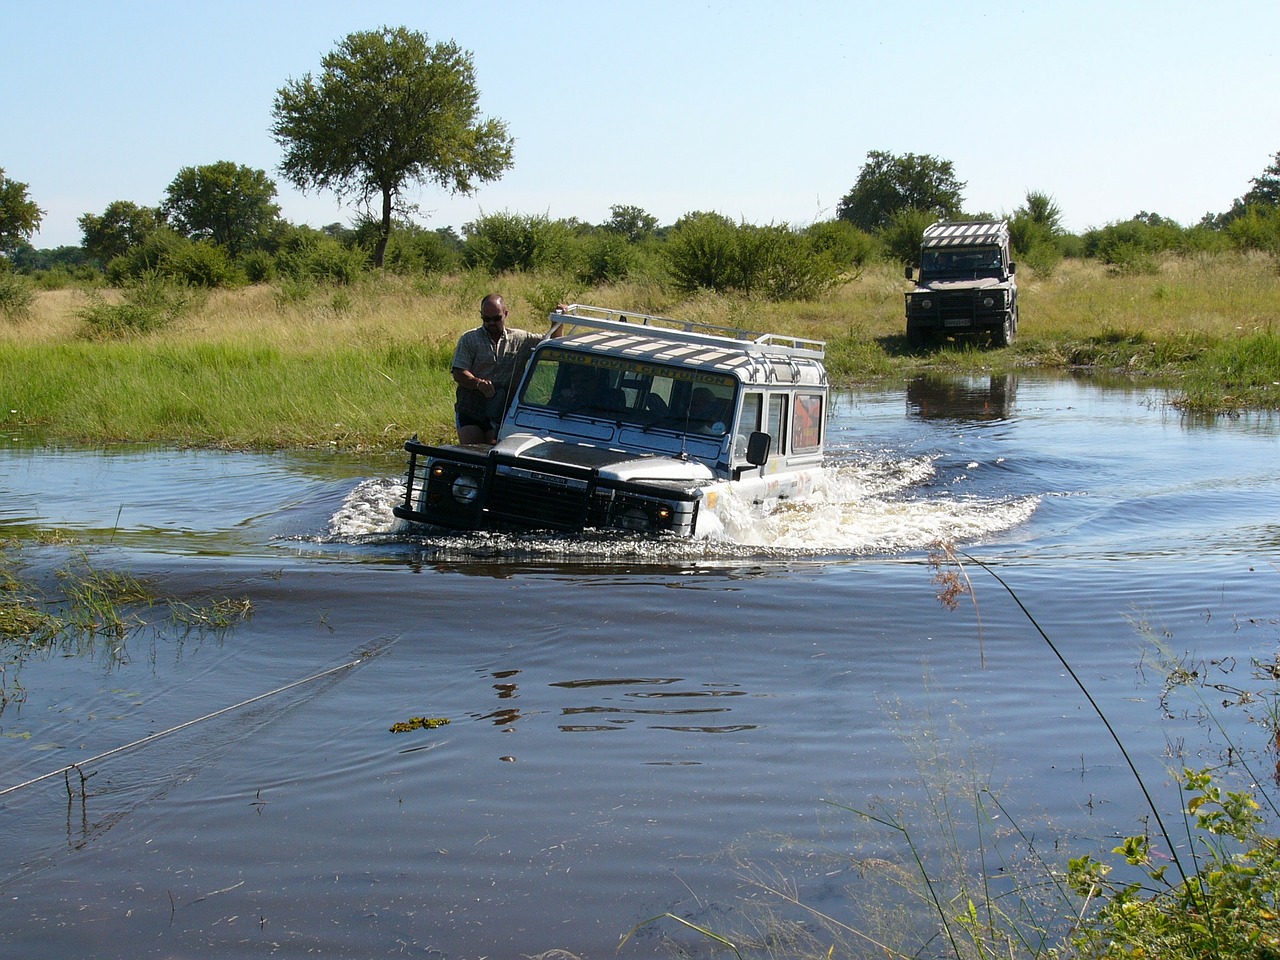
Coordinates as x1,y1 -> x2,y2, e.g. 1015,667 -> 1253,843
4,146 -> 1280,310
7,201 -> 1280,302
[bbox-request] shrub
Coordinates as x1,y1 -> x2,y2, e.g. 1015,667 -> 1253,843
1068,767 -> 1280,960
1226,205 -> 1280,255
0,265 -> 35,320
576,231 -> 637,285
665,217 -> 843,301
276,233 -> 367,285
461,212 -> 576,274
77,272 -> 200,339
665,213 -> 737,294
805,219 -> 877,270
879,207 -> 938,264
162,239 -> 235,288
239,249 -> 276,284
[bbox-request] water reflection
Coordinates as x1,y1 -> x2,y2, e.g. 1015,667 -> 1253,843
906,373 -> 1017,421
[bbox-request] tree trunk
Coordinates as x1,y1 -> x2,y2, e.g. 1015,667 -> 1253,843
374,187 -> 392,268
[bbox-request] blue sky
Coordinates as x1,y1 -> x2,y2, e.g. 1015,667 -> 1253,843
5,1 -> 1278,249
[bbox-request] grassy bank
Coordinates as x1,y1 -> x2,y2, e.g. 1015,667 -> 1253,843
4,254 -> 1279,450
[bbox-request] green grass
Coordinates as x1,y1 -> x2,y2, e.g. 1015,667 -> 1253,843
4,253 -> 1279,450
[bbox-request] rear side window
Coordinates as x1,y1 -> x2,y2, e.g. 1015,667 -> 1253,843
792,394 -> 823,452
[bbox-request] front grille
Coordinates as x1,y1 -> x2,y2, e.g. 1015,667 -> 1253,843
489,468 -> 590,529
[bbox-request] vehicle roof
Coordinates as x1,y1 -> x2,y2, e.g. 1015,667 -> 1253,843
542,305 -> 827,388
922,220 -> 1010,248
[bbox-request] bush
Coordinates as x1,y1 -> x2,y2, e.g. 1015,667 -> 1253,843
805,219 -> 877,270
77,272 -> 201,339
665,213 -> 737,294
665,216 -> 843,301
1068,767 -> 1280,960
880,207 -> 938,264
163,239 -> 235,288
105,227 -> 188,285
1226,205 -> 1280,255
461,212 -> 576,274
239,249 -> 276,284
276,233 -> 367,285
0,265 -> 35,320
576,231 -> 637,285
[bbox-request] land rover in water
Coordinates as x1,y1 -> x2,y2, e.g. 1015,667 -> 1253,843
393,305 -> 828,538
905,219 -> 1018,348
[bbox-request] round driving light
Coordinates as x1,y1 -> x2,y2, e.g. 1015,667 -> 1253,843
920,298 -> 933,310
982,296 -> 995,308
451,474 -> 480,504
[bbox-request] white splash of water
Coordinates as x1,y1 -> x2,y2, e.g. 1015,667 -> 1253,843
327,477 -> 407,537
325,457 -> 1038,556
708,457 -> 1037,552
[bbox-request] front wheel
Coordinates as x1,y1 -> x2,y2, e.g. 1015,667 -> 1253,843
907,323 -> 936,351
992,309 -> 1015,348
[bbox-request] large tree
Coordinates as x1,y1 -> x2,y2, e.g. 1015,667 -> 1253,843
78,200 -> 164,265
0,168 -> 43,255
1242,150 -> 1280,208
836,150 -> 965,232
163,161 -> 280,257
271,26 -> 514,268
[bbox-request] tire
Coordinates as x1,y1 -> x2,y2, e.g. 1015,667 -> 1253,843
907,323 -> 935,350
992,310 -> 1015,348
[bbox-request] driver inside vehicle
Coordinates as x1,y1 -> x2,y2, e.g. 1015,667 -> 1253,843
553,364 -> 601,409
688,387 -> 730,433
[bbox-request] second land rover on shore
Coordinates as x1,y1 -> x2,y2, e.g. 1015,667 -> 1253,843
905,219 -> 1018,348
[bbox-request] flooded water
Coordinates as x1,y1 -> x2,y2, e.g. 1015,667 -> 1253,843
2,373 -> 1279,959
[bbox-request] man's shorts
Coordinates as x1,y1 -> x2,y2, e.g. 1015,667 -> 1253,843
455,408 -> 497,434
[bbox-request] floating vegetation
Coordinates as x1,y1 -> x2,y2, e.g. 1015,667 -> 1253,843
389,716 -> 451,734
0,548 -> 254,707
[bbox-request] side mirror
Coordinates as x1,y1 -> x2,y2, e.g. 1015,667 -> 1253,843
745,431 -> 771,466
1008,261 -> 1017,275
904,265 -> 914,281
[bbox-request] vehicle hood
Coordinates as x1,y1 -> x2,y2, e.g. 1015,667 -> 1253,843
496,434 -> 715,482
913,277 -> 1007,292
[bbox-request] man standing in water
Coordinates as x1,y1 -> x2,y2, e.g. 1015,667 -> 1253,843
451,293 -> 542,444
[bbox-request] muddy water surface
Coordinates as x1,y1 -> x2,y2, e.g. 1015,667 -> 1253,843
2,374 -> 1278,959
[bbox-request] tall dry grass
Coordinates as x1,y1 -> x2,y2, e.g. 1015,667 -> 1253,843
4,253 -> 1279,449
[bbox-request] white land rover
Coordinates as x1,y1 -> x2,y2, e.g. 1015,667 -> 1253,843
393,304 -> 828,538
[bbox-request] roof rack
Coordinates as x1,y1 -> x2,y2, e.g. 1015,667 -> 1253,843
921,220 -> 1010,248
548,304 -> 825,360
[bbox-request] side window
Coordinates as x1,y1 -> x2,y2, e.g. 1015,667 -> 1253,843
791,394 -> 822,452
733,392 -> 763,459
767,394 -> 787,455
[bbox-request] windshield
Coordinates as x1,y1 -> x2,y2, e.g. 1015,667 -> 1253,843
921,246 -> 1004,278
519,348 -> 737,436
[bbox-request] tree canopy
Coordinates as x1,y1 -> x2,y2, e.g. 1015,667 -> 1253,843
836,150 -> 965,232
78,200 -> 164,266
1242,150 -> 1280,208
163,161 -> 280,257
0,169 -> 44,255
271,26 -> 514,268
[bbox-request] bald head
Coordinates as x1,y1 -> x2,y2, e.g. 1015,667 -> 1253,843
480,293 -> 508,340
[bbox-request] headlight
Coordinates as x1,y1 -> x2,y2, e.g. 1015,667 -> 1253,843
617,506 -> 651,532
982,295 -> 995,308
919,298 -> 933,310
451,474 -> 480,504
